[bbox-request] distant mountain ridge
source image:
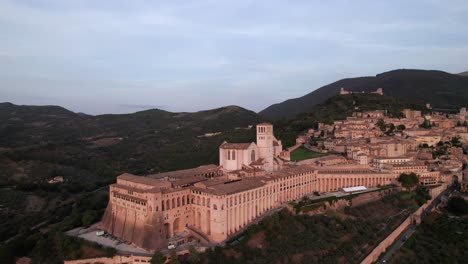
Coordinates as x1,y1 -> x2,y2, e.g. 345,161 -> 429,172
0,102 -> 261,148
260,69 -> 468,120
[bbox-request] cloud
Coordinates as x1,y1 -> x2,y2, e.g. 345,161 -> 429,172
0,0 -> 467,114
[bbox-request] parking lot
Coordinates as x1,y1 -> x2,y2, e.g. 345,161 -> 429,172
66,225 -> 151,256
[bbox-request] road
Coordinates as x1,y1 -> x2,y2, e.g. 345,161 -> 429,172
377,188 -> 452,263
378,225 -> 416,263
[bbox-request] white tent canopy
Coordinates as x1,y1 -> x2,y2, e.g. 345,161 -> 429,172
342,186 -> 367,193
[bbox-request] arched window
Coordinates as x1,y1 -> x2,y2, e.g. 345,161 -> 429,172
166,200 -> 170,211
228,150 -> 231,160
251,150 -> 255,162
177,197 -> 180,207
162,201 -> 165,211
202,197 -> 206,206
213,204 -> 217,210
232,150 -> 236,160
182,196 -> 185,206
172,198 -> 175,209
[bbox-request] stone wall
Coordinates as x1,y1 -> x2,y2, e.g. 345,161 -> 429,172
100,201 -> 167,250
360,184 -> 446,264
351,188 -> 397,207
64,255 -> 152,264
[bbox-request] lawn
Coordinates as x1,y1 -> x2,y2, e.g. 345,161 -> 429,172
290,146 -> 327,161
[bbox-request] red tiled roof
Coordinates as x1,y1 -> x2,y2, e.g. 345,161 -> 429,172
220,142 -> 254,149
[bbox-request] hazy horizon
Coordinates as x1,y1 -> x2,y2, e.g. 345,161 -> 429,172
1,0 -> 468,114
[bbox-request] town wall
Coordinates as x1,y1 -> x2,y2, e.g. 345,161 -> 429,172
64,255 -> 152,264
360,184 -> 447,264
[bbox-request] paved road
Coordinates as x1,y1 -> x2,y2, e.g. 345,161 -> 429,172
377,188 -> 452,263
378,225 -> 416,263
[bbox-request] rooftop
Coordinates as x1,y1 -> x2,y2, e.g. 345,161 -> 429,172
117,173 -> 163,186
148,164 -> 219,179
220,142 -> 254,150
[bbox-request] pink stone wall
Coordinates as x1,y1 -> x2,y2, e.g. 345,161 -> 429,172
64,255 -> 152,264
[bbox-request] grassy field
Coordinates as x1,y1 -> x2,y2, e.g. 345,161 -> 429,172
290,146 -> 327,161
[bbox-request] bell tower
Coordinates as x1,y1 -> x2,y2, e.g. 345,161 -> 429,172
256,123 -> 274,171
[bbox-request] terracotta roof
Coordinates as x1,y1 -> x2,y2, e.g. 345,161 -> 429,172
117,173 -> 162,186
250,158 -> 265,166
194,178 -> 266,195
148,164 -> 219,179
257,123 -> 273,126
172,175 -> 208,186
220,142 -> 254,149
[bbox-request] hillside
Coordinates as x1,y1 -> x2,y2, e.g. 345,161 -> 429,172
273,93 -> 426,147
260,69 -> 468,120
0,103 -> 262,252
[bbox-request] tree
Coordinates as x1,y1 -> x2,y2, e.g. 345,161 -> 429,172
447,196 -> 468,216
376,119 -> 386,132
188,245 -> 201,264
169,248 -> 180,264
150,250 -> 166,264
414,187 -> 431,206
81,210 -> 98,226
398,173 -> 419,191
420,118 -> 432,128
451,137 -> 461,146
397,124 -> 406,131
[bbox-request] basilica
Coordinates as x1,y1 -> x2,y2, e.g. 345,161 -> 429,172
99,110 -> 460,250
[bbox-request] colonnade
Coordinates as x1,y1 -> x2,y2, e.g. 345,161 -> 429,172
316,174 -> 395,192
226,172 -> 316,235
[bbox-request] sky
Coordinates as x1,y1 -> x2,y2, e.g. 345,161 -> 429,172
1,0 -> 467,115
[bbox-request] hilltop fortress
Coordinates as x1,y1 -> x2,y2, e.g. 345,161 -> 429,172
340,87 -> 383,95
99,108 -> 467,251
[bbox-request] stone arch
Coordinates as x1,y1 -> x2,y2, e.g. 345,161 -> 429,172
173,218 -> 181,235
206,210 -> 211,235
197,211 -> 202,229
164,223 -> 171,238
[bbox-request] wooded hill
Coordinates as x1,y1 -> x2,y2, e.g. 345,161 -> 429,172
260,69 -> 468,120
